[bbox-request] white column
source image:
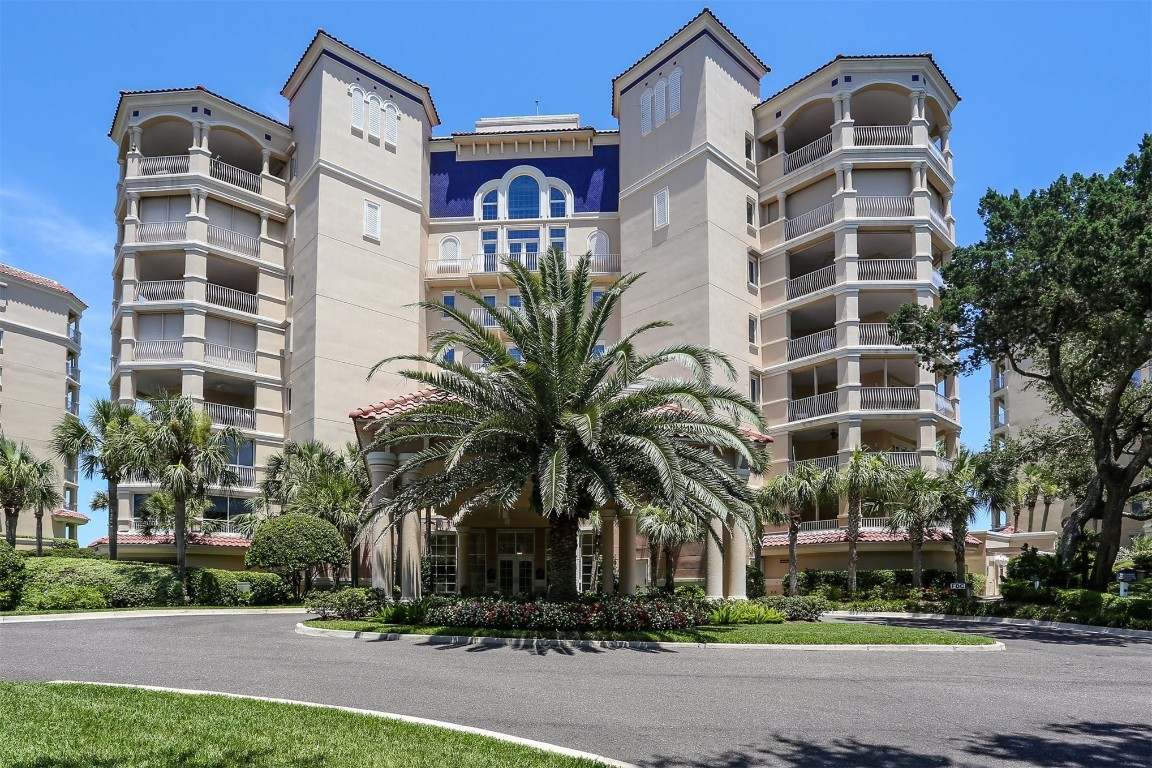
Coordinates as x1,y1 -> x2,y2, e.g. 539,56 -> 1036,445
127,192 -> 139,220
833,95 -> 844,122
910,91 -> 921,121
200,123 -> 211,152
598,510 -> 616,593
777,191 -> 787,221
705,516 -> 724,599
841,92 -> 852,121
617,510 -> 637,595
843,162 -> 854,192
940,124 -> 953,173
191,122 -> 203,151
777,125 -> 786,155
398,457 -> 421,601
725,519 -> 748,600
366,450 -> 397,593
261,148 -> 271,176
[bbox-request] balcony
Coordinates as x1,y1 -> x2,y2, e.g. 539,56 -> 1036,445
228,464 -> 258,488
935,392 -> 956,419
135,339 -> 184,361
64,468 -> 79,485
205,402 -> 257,430
137,221 -> 188,244
425,252 -> 620,279
788,456 -> 839,473
883,452 -> 921,468
856,196 -> 915,218
858,323 -> 897,346
786,265 -> 835,300
799,519 -> 839,532
206,284 -> 258,314
858,259 -> 916,281
787,328 -> 837,360
210,159 -> 262,195
931,207 -> 948,232
783,133 -> 833,174
785,203 -> 834,241
134,154 -> 266,197
67,326 -> 82,344
139,155 -> 190,176
860,387 -> 918,410
936,456 -> 954,473
65,361 -> 80,382
787,392 -> 838,422
207,224 -> 260,259
860,517 -> 892,530
469,308 -> 499,328
204,343 -> 256,372
136,280 -> 185,302
853,125 -> 913,146
469,362 -> 489,373
992,373 -> 1006,392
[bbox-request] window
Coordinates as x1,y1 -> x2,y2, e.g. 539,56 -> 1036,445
480,230 -> 499,272
383,102 -> 399,146
640,88 -> 654,135
0,283 -> 6,309
0,329 -> 4,350
591,290 -> 604,305
428,533 -> 457,594
654,79 -> 667,126
508,294 -> 523,311
439,236 -> 460,263
593,342 -> 607,358
288,274 -> 294,298
226,438 -> 256,467
137,312 -> 183,340
483,295 -> 496,307
653,188 -> 670,229
286,387 -> 292,411
444,346 -> 455,363
481,190 -> 498,220
748,256 -> 759,285
442,292 -> 455,318
588,230 -> 609,257
507,176 -> 540,219
745,135 -> 754,162
206,316 -> 257,351
508,229 -> 540,270
746,198 -> 756,227
549,227 -> 566,254
509,347 -> 522,362
550,187 -> 566,218
349,84 -> 366,131
366,93 -> 382,138
748,316 -> 758,344
668,68 -> 682,117
363,200 -> 380,239
750,376 -> 761,404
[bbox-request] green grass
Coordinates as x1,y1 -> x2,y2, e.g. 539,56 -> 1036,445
0,605 -> 304,616
0,682 -> 605,768
304,620 -> 995,645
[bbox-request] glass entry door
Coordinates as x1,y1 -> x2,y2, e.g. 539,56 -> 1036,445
497,531 -> 536,595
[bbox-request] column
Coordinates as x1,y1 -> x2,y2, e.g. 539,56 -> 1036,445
705,516 -> 724,599
261,148 -> 271,177
127,126 -> 143,176
725,519 -> 748,600
940,124 -> 953,174
777,125 -> 786,155
366,450 -> 398,594
617,510 -> 637,595
912,162 -> 931,218
834,94 -> 843,122
456,526 -> 471,595
777,191 -> 787,221
918,416 -> 937,471
200,123 -> 211,152
398,454 -> 421,601
909,91 -> 921,121
598,510 -> 616,593
841,92 -> 852,121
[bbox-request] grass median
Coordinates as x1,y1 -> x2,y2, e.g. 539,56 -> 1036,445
303,620 -> 996,645
0,682 -> 607,768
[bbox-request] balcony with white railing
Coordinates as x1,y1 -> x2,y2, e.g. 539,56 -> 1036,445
860,517 -> 892,530
930,207 -> 948,232
65,361 -> 80,382
64,468 -> 79,485
469,362 -> 489,373
204,343 -> 256,372
936,456 -> 954,474
787,328 -> 838,360
860,387 -> 918,410
858,258 -> 917,281
426,253 -> 621,279
856,196 -> 915,218
784,133 -> 833,174
135,280 -> 185,302
210,159 -> 262,194
205,402 -> 257,430
799,519 -> 840,532
67,325 -> 81,344
935,392 -> 957,419
858,323 -> 896,346
788,455 -> 839,473
139,155 -> 190,176
137,221 -> 188,244
206,283 -> 258,314
469,308 -> 499,328
227,464 -> 258,488
575,253 -> 622,274
786,265 -> 835,300
882,452 -> 921,468
785,202 -> 835,241
853,125 -> 913,147
207,225 -> 260,259
788,392 -> 839,422
134,339 -> 184,361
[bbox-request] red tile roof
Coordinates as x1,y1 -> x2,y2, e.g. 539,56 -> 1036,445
762,527 -> 980,548
51,508 -> 90,523
351,389 -> 772,443
0,264 -> 82,301
88,533 -> 251,549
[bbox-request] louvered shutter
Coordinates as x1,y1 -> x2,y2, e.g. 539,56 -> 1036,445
350,87 -> 365,130
364,201 -> 380,238
367,96 -> 382,138
654,80 -> 667,126
653,189 -> 669,229
669,69 -> 682,116
384,103 -> 399,145
640,90 -> 653,135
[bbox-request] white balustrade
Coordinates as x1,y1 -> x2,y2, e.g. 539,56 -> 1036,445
799,519 -> 840,532
204,343 -> 256,372
469,308 -> 498,328
935,392 -> 956,419
207,225 -> 260,258
138,155 -> 190,176
205,402 -> 257,430
788,456 -> 839,473
426,258 -> 470,276
788,392 -> 839,422
883,452 -> 921,468
469,362 -> 489,373
787,328 -> 837,360
227,464 -> 257,487
68,326 -> 82,344
860,387 -> 918,410
135,280 -> 185,302
857,258 -> 916,281
856,196 -> 915,218
206,283 -> 258,314
785,202 -> 835,240
210,159 -> 262,194
134,339 -> 184,360
931,207 -> 948,231
786,265 -> 835,299
572,253 -> 621,273
853,125 -> 913,146
137,221 -> 188,243
860,517 -> 892,530
992,373 -> 1006,391
858,323 -> 896,346
784,133 -> 833,174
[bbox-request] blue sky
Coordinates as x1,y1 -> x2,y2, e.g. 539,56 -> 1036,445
1,1 -> 1149,543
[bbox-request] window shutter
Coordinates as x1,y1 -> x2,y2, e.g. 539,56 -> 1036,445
364,201 -> 380,239
653,188 -> 669,229
367,96 -> 382,138
654,80 -> 667,126
669,69 -> 682,116
640,90 -> 653,135
588,231 -> 608,257
384,103 -> 399,145
440,237 -> 459,262
350,87 -> 365,131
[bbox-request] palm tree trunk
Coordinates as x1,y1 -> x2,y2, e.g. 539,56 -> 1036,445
174,497 -> 187,585
1041,500 -> 1052,532
35,511 -> 44,556
1012,503 -> 1021,530
350,543 -> 360,587
1027,501 -> 1038,532
4,507 -> 16,547
952,520 -> 966,582
664,547 -> 675,591
547,515 -> 580,601
912,536 -> 923,589
787,513 -> 799,597
107,478 -> 119,560
649,539 -> 659,588
847,493 -> 860,596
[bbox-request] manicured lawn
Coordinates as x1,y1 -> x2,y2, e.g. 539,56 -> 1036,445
303,620 -> 995,645
0,682 -> 605,768
0,605 -> 304,616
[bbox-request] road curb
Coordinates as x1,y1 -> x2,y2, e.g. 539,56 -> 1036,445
294,622 -> 1005,652
827,611 -> 1152,639
0,608 -> 308,624
46,681 -> 636,768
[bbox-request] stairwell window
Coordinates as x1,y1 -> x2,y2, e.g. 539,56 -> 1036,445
668,68 -> 682,117
349,85 -> 366,131
748,256 -> 759,286
750,375 -> 761,404
640,89 -> 654,135
746,198 -> 756,227
653,188 -> 670,230
363,201 -> 380,240
654,80 -> 667,126
748,316 -> 758,344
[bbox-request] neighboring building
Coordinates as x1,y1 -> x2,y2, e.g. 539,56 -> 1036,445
102,9 -> 965,592
0,264 -> 89,546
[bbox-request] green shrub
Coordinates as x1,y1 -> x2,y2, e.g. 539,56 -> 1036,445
22,584 -> 108,611
245,514 -> 348,598
1000,579 -> 1056,604
755,595 -> 830,622
1054,588 -> 1105,617
0,541 -> 27,610
243,572 -> 291,606
797,568 -> 982,601
674,584 -> 705,600
19,558 -> 185,609
189,569 -> 241,606
746,564 -> 766,599
709,600 -> 784,625
50,538 -> 79,550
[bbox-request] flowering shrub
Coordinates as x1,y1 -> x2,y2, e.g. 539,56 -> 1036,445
421,594 -> 709,632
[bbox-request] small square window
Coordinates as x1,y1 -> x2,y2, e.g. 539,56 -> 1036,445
591,290 -> 604,305
744,135 -> 754,162
444,346 -> 455,363
653,188 -> 670,230
442,293 -> 456,318
509,347 -> 522,362
593,342 -> 607,359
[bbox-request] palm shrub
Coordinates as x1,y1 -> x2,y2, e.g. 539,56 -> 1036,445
637,505 -> 702,591
887,468 -> 944,589
0,435 -> 62,554
830,450 -> 902,596
366,248 -> 767,600
759,463 -> 837,596
939,448 -> 984,581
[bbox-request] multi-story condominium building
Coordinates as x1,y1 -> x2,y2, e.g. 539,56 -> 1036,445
0,264 -> 89,545
103,9 -> 970,593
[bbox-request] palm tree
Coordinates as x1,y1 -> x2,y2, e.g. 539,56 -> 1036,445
366,249 -> 767,600
971,441 -> 1021,529
249,440 -> 340,517
832,449 -> 902,596
1038,478 -> 1065,531
128,395 -> 243,584
759,463 -> 836,596
0,435 -> 63,553
1020,464 -> 1044,532
887,468 -> 944,590
50,399 -> 139,559
938,448 -> 983,581
285,443 -> 370,586
637,505 -> 703,591
133,491 -> 218,536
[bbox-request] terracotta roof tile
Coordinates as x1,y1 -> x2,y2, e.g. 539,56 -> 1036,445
88,533 -> 251,548
758,53 -> 960,107
0,264 -> 82,301
51,508 -> 90,523
109,85 -> 289,137
762,527 -> 980,547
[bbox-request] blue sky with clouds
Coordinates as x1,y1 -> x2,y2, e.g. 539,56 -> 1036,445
1,1 -> 1149,543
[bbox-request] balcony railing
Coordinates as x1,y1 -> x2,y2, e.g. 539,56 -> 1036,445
787,328 -> 837,360
65,399 -> 80,415
799,519 -> 839,532
858,323 -> 896,346
139,155 -> 190,176
137,221 -> 188,243
861,386 -> 918,410
860,517 -> 892,530
227,464 -> 258,488
67,326 -> 81,344
206,283 -> 258,314
936,456 -> 954,474
788,456 -> 839,473
577,253 -> 622,274
427,253 -> 621,278
136,280 -> 185,302
207,225 -> 260,259
992,373 -> 1006,391
931,207 -> 948,232
785,202 -> 834,240
853,125 -> 913,146
210,159 -> 262,194
65,362 -> 80,381
134,339 -> 183,361
858,258 -> 916,281
883,452 -> 921,468
205,402 -> 257,430
469,362 -> 489,373
784,132 -> 833,174
936,392 -> 956,419
856,196 -> 915,218
470,308 -> 499,328
788,392 -> 838,422
786,265 -> 835,299
204,343 -> 257,372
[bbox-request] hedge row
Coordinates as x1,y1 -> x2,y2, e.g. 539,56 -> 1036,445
797,568 -> 986,601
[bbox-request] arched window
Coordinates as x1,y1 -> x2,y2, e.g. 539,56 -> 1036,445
588,230 -> 609,257
640,89 -> 654,135
349,85 -> 366,131
366,94 -> 382,139
669,68 -> 682,117
481,190 -> 498,220
383,102 -> 399,146
654,80 -> 667,126
439,236 -> 460,262
549,187 -> 566,218
507,175 -> 540,219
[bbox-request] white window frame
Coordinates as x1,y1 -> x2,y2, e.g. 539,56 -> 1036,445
366,93 -> 383,139
748,255 -> 760,286
640,88 -> 654,135
653,187 -> 670,230
587,230 -> 609,257
349,84 -> 366,132
383,102 -> 400,146
654,79 -> 667,126
668,68 -> 682,117
473,166 -> 573,222
748,315 -> 758,344
363,200 -> 381,240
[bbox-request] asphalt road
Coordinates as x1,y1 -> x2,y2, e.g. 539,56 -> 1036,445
2,614 -> 1149,767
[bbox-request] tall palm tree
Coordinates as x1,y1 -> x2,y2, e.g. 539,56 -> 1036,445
50,399 -> 139,560
1020,464 -> 1045,532
128,395 -> 243,583
249,440 -> 340,517
367,249 -> 767,600
939,447 -> 983,581
832,449 -> 902,596
971,441 -> 1021,529
285,443 -> 370,586
0,435 -> 62,553
1038,478 -> 1065,531
759,462 -> 836,596
887,468 -> 944,589
637,504 -> 703,591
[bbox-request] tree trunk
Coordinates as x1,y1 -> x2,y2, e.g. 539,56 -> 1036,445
350,543 -> 360,587
664,547 -> 675,591
787,514 -> 799,597
847,493 -> 860,596
547,515 -> 580,601
107,478 -> 119,560
1090,487 -> 1129,591
1041,500 -> 1053,532
1026,500 -> 1038,532
952,520 -> 966,582
174,497 -> 187,586
911,537 -> 923,590
1012,503 -> 1021,530
4,507 -> 17,547
34,511 -> 44,556
649,540 -> 659,589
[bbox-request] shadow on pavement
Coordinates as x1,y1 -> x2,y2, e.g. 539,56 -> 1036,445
953,720 -> 1151,767
644,735 -> 952,767
834,615 -> 1152,647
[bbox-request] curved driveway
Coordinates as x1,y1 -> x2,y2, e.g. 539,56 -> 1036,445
3,614 -> 1149,767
